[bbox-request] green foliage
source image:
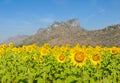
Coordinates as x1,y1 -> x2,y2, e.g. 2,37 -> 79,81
0,44 -> 120,83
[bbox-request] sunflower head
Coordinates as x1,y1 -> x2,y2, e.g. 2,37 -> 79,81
90,52 -> 101,66
22,56 -> 28,61
8,42 -> 13,48
74,52 -> 85,63
43,43 -> 50,48
12,47 -> 18,54
70,50 -> 87,67
18,48 -> 24,53
110,47 -> 119,55
0,52 -> 3,59
33,53 -> 38,60
40,48 -> 48,55
39,56 -> 44,63
26,46 -> 33,53
57,54 -> 66,63
1,44 -> 7,49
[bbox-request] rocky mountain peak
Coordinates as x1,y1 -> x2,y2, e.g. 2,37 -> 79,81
7,18 -> 120,47
36,18 -> 82,35
51,18 -> 80,28
52,21 -> 60,27
66,18 -> 79,27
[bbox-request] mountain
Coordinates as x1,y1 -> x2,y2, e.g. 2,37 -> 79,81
6,18 -> 120,47
88,24 -> 120,47
4,35 -> 29,46
21,18 -> 87,46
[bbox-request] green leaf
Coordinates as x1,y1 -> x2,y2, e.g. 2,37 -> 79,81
54,73 -> 60,78
0,70 -> 3,74
44,66 -> 51,73
90,78 -> 96,83
54,78 -> 64,83
65,76 -> 76,83
37,78 -> 44,83
103,78 -> 110,83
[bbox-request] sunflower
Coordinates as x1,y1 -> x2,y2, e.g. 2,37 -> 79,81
70,50 -> 87,67
43,43 -> 50,48
40,47 -> 48,56
90,52 -> 101,66
12,47 -> 18,54
110,47 -> 119,55
60,46 -> 66,52
18,47 -> 24,53
57,54 -> 66,63
22,56 -> 28,61
39,56 -> 44,63
0,48 -> 4,58
33,53 -> 38,60
1,44 -> 7,49
26,46 -> 33,53
8,42 -> 13,48
0,53 -> 2,58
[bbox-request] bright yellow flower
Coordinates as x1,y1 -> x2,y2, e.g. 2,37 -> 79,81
22,45 -> 26,50
1,44 -> 7,49
39,56 -> 44,63
32,44 -> 37,49
0,54 -> 2,58
70,50 -> 87,67
40,47 -> 48,55
60,46 -> 66,52
65,44 -> 71,51
81,45 -> 86,51
18,47 -> 24,53
0,49 -> 4,58
43,43 -> 50,48
12,47 -> 18,54
90,52 -> 101,66
57,54 -> 66,63
22,56 -> 28,61
95,45 -> 102,51
8,42 -> 13,48
33,53 -> 38,60
53,45 -> 59,51
73,43 -> 81,51
110,47 -> 119,55
26,46 -> 33,53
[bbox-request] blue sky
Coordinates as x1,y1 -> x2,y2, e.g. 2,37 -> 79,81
0,0 -> 120,43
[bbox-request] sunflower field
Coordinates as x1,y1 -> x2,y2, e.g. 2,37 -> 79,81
0,42 -> 120,83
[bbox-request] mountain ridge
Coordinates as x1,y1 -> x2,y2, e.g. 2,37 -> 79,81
4,19 -> 120,47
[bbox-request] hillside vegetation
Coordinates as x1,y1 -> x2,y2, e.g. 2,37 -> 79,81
6,19 -> 120,47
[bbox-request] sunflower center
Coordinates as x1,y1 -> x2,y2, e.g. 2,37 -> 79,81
59,54 -> 65,61
112,49 -> 117,54
41,49 -> 47,55
74,52 -> 84,63
92,54 -> 100,61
